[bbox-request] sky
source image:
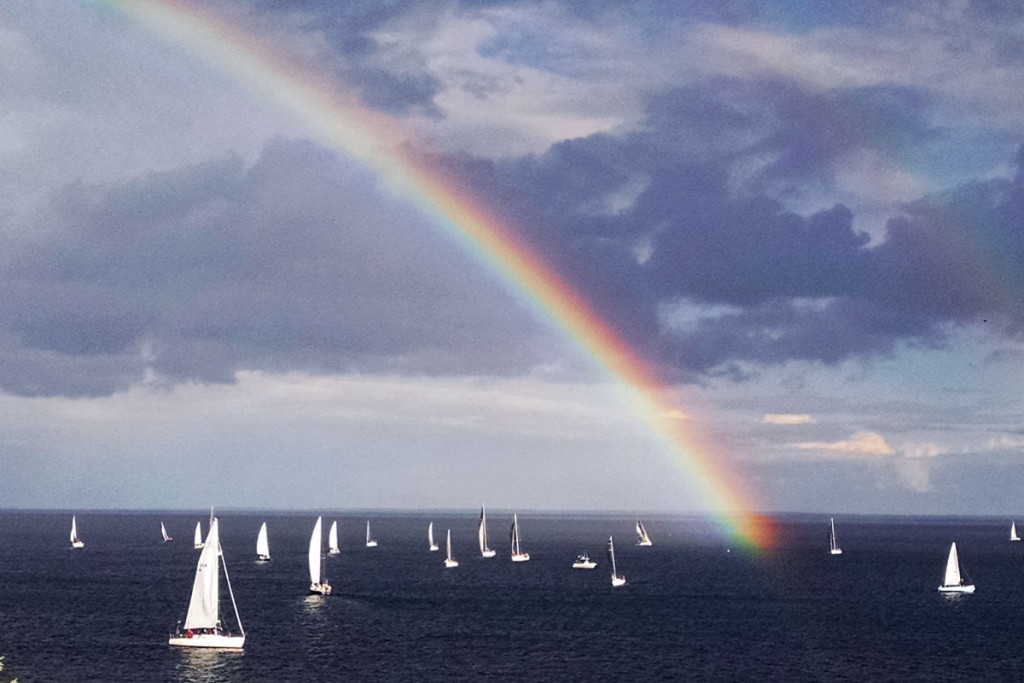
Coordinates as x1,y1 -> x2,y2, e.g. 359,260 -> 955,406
2,0 -> 1024,519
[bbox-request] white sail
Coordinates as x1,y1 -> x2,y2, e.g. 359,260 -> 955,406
256,522 -> 270,560
328,521 -> 340,555
70,515 -> 83,547
636,520 -> 652,546
510,513 -> 530,561
445,528 -> 458,568
309,516 -> 322,586
365,520 -> 377,547
1012,521 -> 1020,542
829,517 -> 842,555
428,522 -> 439,551
161,522 -> 172,543
608,535 -> 626,586
193,521 -> 204,549
479,505 -> 495,557
183,519 -> 221,630
944,542 -> 962,587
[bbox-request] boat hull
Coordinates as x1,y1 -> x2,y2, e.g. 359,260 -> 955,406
511,553 -> 530,562
611,575 -> 627,587
309,582 -> 332,595
71,541 -> 85,549
572,562 -> 597,569
257,555 -> 271,562
444,559 -> 459,568
481,549 -> 496,558
169,633 -> 245,649
637,540 -> 652,547
429,545 -> 439,551
366,541 -> 378,548
938,584 -> 975,594
830,549 -> 843,555
328,549 -> 341,555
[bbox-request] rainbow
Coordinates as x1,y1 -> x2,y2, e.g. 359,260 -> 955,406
113,0 -> 775,549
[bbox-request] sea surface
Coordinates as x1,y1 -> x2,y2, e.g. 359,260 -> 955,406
0,511 -> 1022,681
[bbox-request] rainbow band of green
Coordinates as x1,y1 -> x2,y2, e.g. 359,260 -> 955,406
114,0 -> 775,549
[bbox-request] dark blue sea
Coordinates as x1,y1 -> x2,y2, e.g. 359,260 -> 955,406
0,511 -> 1022,681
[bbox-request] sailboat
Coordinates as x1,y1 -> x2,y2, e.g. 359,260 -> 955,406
572,551 -> 597,569
478,505 -> 496,558
168,518 -> 245,649
70,515 -> 85,549
608,535 -> 626,587
444,529 -> 459,568
1011,521 -> 1021,542
365,520 -> 378,548
510,513 -> 530,562
829,517 -> 843,555
193,522 -> 204,550
256,522 -> 271,562
308,516 -> 331,595
428,522 -> 439,551
328,521 -> 341,555
937,542 -> 975,594
161,522 -> 173,543
635,520 -> 653,547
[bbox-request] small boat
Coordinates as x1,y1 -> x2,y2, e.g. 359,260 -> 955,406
937,542 -> 975,594
510,513 -> 530,562
161,522 -> 173,543
256,522 -> 271,562
444,529 -> 459,569
829,517 -> 843,555
572,552 -> 597,569
479,504 -> 496,558
428,522 -> 439,552
1012,521 -> 1021,542
608,536 -> 626,587
168,518 -> 245,649
365,520 -> 378,548
193,521 -> 204,550
70,515 -> 85,549
328,521 -> 341,555
636,520 -> 653,547
309,516 -> 331,595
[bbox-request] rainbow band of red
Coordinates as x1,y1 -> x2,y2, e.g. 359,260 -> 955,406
113,0 -> 776,549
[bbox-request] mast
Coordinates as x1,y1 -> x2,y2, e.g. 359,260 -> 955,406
220,529 -> 245,637
608,536 -> 618,577
479,505 -> 489,554
830,518 -> 837,552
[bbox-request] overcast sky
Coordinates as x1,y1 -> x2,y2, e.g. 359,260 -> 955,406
3,0 -> 1024,517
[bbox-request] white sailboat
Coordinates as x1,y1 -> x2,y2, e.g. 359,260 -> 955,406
193,521 -> 204,550
444,529 -> 459,568
479,505 -> 496,558
608,536 -> 626,587
635,520 -> 653,547
1011,521 -> 1021,542
829,517 -> 843,555
168,518 -> 245,649
937,542 -> 975,594
365,520 -> 378,548
328,521 -> 341,555
161,522 -> 173,543
309,516 -> 331,595
510,513 -> 530,562
428,522 -> 439,552
256,522 -> 271,562
70,515 -> 85,549
572,551 -> 597,569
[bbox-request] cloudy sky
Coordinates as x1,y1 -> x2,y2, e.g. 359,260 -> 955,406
3,0 -> 1024,517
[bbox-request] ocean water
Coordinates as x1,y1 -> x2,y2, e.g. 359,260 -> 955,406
0,511 -> 1022,681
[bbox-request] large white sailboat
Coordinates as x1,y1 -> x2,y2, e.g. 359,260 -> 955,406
193,522 -> 204,550
635,520 -> 653,547
309,516 -> 331,595
168,518 -> 246,649
938,542 -> 975,594
428,522 -> 439,552
510,513 -> 530,562
829,517 -> 843,555
365,520 -> 378,548
70,515 -> 85,549
444,529 -> 459,569
608,536 -> 626,587
1011,521 -> 1021,542
479,505 -> 496,558
161,522 -> 173,543
328,521 -> 341,555
256,522 -> 271,562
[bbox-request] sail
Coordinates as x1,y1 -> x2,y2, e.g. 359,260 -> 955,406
194,522 -> 202,547
161,522 -> 171,542
428,522 -> 435,547
830,518 -> 837,551
478,506 -> 489,554
608,536 -> 618,577
183,519 -> 221,630
944,543 -> 962,586
256,522 -> 269,558
309,517 -> 322,585
510,514 -> 520,555
446,529 -> 453,561
636,520 -> 651,545
329,521 -> 339,553
70,516 -> 78,543
1012,521 -> 1020,541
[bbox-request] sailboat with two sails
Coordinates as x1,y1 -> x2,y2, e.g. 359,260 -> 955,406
161,522 -> 173,543
309,516 -> 331,595
256,522 -> 271,562
938,542 -> 975,594
635,520 -> 652,547
328,521 -> 341,555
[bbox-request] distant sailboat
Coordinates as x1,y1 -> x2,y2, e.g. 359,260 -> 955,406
608,536 -> 626,587
479,505 -> 496,558
428,522 -> 439,552
328,521 -> 341,555
444,529 -> 459,568
1012,521 -> 1021,542
510,513 -> 530,562
938,542 -> 975,594
309,516 -> 331,595
193,522 -> 204,550
161,522 -> 173,543
70,515 -> 85,549
256,522 -> 271,562
635,520 -> 652,547
168,518 -> 245,649
829,517 -> 843,555
572,551 -> 597,569
365,520 -> 378,548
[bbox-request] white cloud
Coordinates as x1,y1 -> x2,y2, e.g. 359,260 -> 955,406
795,431 -> 894,458
762,413 -> 815,425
